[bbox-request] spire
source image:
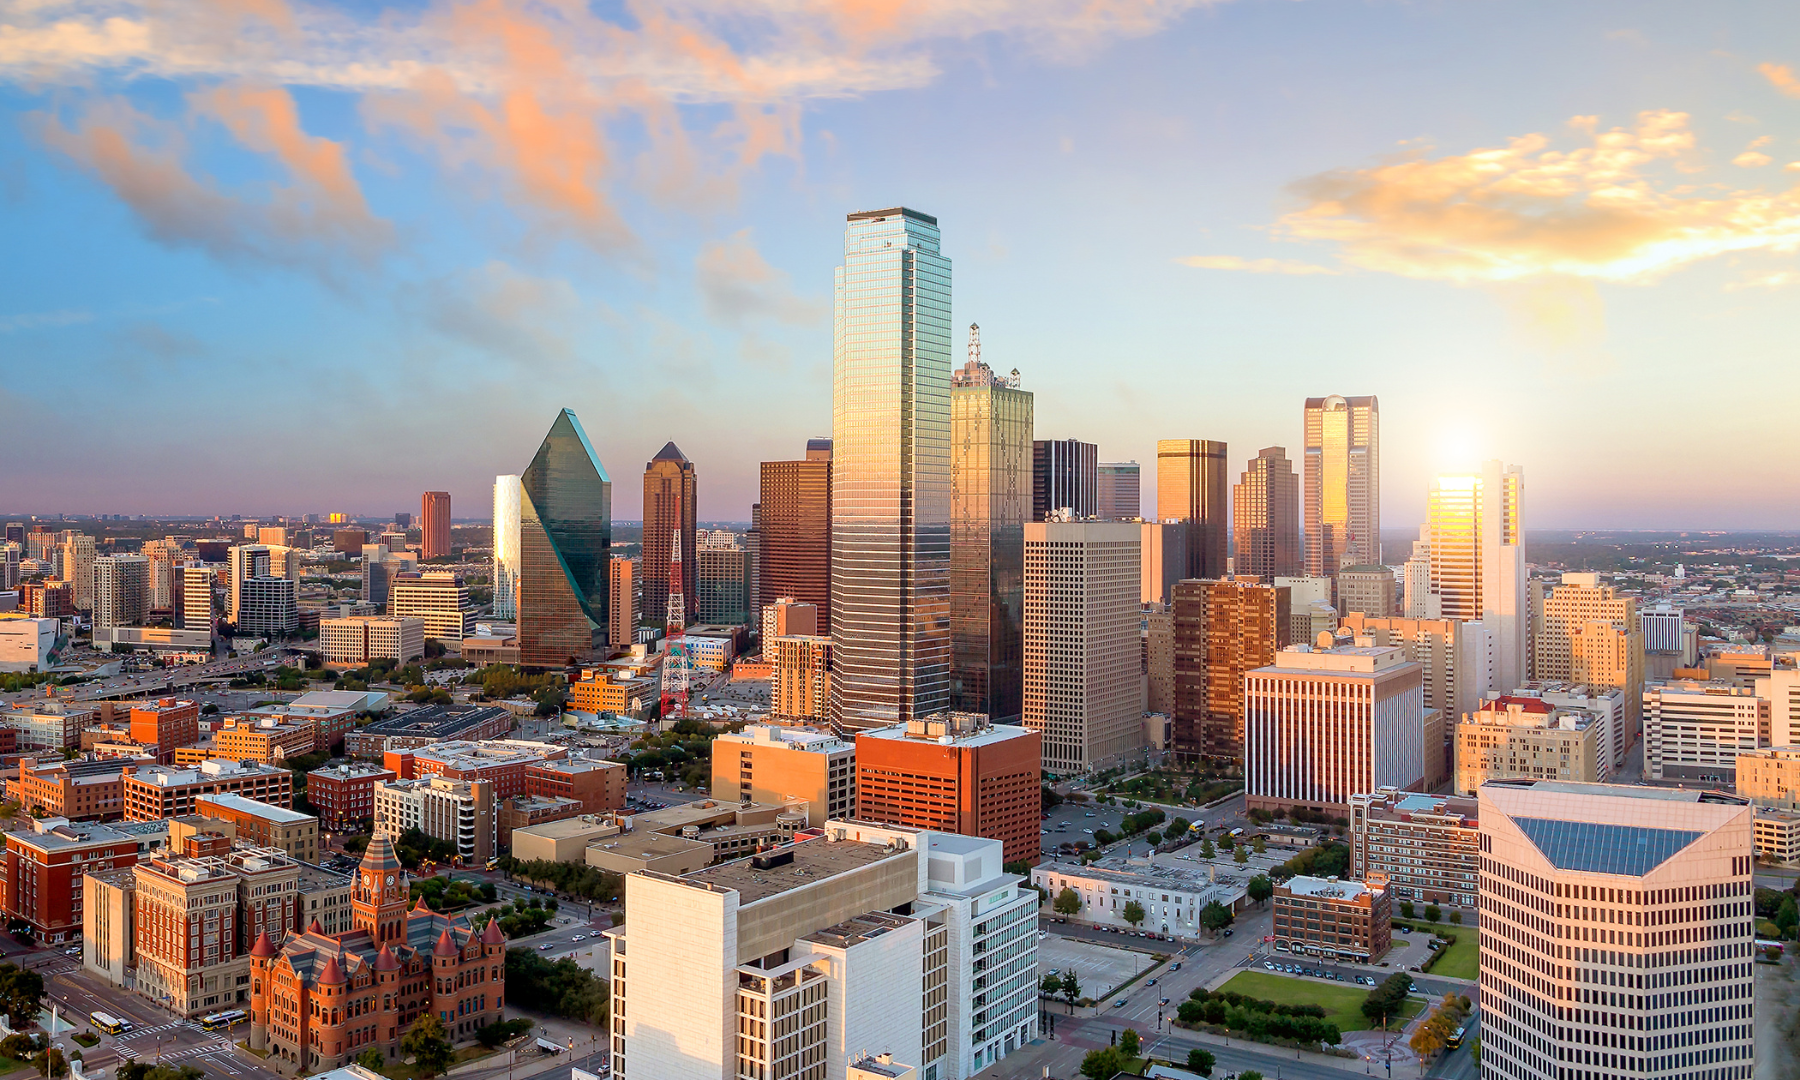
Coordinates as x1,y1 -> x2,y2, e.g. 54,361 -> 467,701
650,441 -> 690,464
308,918 -> 325,936
318,956 -> 346,986
434,929 -> 459,958
480,917 -> 504,945
249,930 -> 276,958
375,944 -> 400,972
359,831 -> 403,874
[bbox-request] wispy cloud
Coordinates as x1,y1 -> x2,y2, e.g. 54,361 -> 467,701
696,229 -> 824,326
1759,62 -> 1800,99
1175,255 -> 1338,275
0,308 -> 94,332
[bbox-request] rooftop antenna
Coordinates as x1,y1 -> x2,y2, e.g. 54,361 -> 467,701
968,322 -> 980,367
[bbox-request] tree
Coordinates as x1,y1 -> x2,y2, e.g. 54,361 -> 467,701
1123,900 -> 1146,928
1240,1072 -> 1263,1080
1399,900 -> 1415,921
1186,1047 -> 1215,1076
1200,900 -> 1233,934
1118,1028 -> 1140,1056
0,964 -> 45,1028
1778,896 -> 1798,940
0,1034 -> 33,1061
1246,875 -> 1274,907
1055,888 -> 1082,916
1060,970 -> 1082,1012
1362,972 -> 1413,1025
354,1049 -> 387,1070
401,1015 -> 454,1080
30,1047 -> 65,1080
1233,845 -> 1249,865
1041,973 -> 1065,996
1424,903 -> 1442,923
1199,838 -> 1216,859
1449,909 -> 1463,925
1252,834 -> 1266,854
1079,1047 -> 1127,1079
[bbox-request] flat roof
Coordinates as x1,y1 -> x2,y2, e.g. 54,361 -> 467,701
1285,875 -> 1373,900
1487,779 -> 1748,804
685,838 -> 909,906
515,816 -> 621,841
856,721 -> 1036,749
197,793 -> 314,824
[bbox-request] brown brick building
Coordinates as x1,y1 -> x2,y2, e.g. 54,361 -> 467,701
1272,873 -> 1393,963
130,698 -> 201,764
212,717 -> 319,764
524,756 -> 626,814
197,794 -> 320,863
1172,577 -> 1290,761
123,760 -> 294,820
308,763 -> 397,831
14,756 -> 149,820
854,714 -> 1041,866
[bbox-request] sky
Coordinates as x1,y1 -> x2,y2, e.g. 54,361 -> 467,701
2,0 -> 1798,529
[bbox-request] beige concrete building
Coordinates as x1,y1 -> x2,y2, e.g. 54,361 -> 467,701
1754,806 -> 1800,865
1643,680 -> 1766,785
372,776 -> 494,865
295,861 -> 355,935
1145,607 -> 1173,715
132,846 -> 303,1015
82,867 -> 137,988
1349,789 -> 1478,908
1336,565 -> 1395,617
1455,696 -> 1601,796
388,571 -> 473,642
1339,611 -> 1490,739
320,615 -> 424,668
1736,746 -> 1800,809
1532,572 -> 1644,737
771,635 -> 832,724
510,815 -> 623,864
196,793 -> 320,863
710,724 -> 854,827
586,800 -> 800,876
1756,668 -> 1800,748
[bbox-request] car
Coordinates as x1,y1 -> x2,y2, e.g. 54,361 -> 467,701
1398,925 -> 1412,934
1172,962 -> 1181,971
1264,961 -> 1275,970
1427,940 -> 1441,950
1038,931 -> 1047,939
1083,828 -> 1094,834
1114,999 -> 1128,1008
1409,981 -> 1418,992
538,944 -> 552,951
1159,997 -> 1171,1006
1222,928 -> 1233,937
1047,968 -> 1059,976
1146,978 -> 1157,987
573,934 -> 586,941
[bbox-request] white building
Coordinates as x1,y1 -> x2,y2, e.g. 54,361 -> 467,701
607,820 -> 1038,1080
58,534 -> 95,612
1029,860 -> 1250,938
92,554 -> 149,630
1643,603 -> 1686,655
1,701 -> 91,749
0,618 -> 58,673
372,776 -> 494,863
1022,520 -> 1143,773
320,616 -> 425,668
388,572 -> 473,642
493,474 -> 522,620
1477,779 -> 1755,1080
1425,460 -> 1525,693
180,563 -> 215,632
1643,680 -> 1765,785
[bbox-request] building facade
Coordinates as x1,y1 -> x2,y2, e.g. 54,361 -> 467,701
758,441 -> 832,631
1232,446 -> 1301,582
1644,680 -> 1766,785
388,573 -> 473,642
1096,462 -> 1139,521
1156,439 -> 1228,581
320,616 -> 425,668
1534,573 -> 1644,736
1455,696 -> 1603,795
373,777 -> 495,865
711,724 -> 856,827
196,793 -> 320,862
517,409 -> 611,668
855,715 -> 1041,867
1031,438 -> 1096,521
123,760 -> 295,819
1302,395 -> 1380,581
642,442 -> 698,624
93,554 -> 149,630
695,533 -> 751,626
1138,522 -> 1187,608
492,475 -> 522,619
1349,789 -> 1479,907
1427,460 -> 1526,693
420,491 -> 451,560
607,555 -> 638,649
0,816 -> 141,940
1171,577 -> 1290,762
1336,566 -> 1396,617
308,764 -> 398,830
772,635 -> 833,724
1272,874 -> 1392,963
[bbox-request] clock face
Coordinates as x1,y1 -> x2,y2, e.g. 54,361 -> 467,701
386,874 -> 394,886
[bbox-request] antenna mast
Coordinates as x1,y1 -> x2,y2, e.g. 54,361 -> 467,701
659,529 -> 689,722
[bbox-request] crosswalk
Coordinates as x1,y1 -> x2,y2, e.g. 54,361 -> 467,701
118,1021 -> 194,1040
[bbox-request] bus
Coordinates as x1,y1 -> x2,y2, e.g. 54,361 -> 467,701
1448,1026 -> 1466,1050
486,858 -> 499,871
201,1010 -> 248,1032
90,1013 -> 129,1036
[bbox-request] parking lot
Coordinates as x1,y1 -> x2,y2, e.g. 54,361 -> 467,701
1037,933 -> 1163,1000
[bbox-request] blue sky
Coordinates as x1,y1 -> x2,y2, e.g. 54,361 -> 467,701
2,0 -> 1798,528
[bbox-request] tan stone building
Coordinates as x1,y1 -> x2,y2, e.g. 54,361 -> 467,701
1454,696 -> 1601,795
710,724 -> 854,827
210,716 -> 320,764
1736,746 -> 1800,809
197,793 -> 320,863
771,634 -> 833,724
1532,572 -> 1644,736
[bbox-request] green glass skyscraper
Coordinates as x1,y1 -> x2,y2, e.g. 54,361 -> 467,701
517,409 -> 611,668
830,207 -> 952,729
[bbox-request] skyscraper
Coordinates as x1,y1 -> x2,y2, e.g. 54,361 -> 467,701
830,207 -> 952,730
1303,395 -> 1379,581
517,409 -> 611,668
58,534 -> 95,612
1032,438 -> 1097,521
180,563 -> 214,632
950,342 -> 1032,722
92,554 -> 148,630
1171,577 -> 1290,761
1097,462 -> 1140,521
227,545 -> 271,623
142,539 -> 181,612
1427,459 -> 1526,692
1156,439 -> 1228,580
757,439 -> 832,630
641,442 -> 697,624
1232,446 -> 1301,582
420,491 -> 451,560
607,556 -> 637,649
492,475 -> 521,619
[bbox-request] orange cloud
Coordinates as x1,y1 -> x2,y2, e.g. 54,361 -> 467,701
696,230 -> 824,326
1276,111 -> 1800,282
1175,255 -> 1338,275
191,84 -> 379,228
1759,62 -> 1800,99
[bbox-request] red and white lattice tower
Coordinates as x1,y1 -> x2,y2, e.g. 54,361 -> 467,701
659,529 -> 689,720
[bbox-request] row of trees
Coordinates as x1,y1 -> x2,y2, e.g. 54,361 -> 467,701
499,857 -> 625,904
409,875 -> 495,909
394,827 -> 459,868
477,899 -> 556,938
1361,971 -> 1415,1025
1275,841 -> 1350,882
504,948 -> 609,1027
1409,993 -> 1473,1064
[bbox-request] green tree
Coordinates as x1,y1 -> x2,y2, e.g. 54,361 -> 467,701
1246,875 -> 1274,907
1424,903 -> 1442,923
1060,970 -> 1082,1011
1118,1028 -> 1140,1056
1041,973 -> 1065,996
30,1047 -> 65,1080
1123,900 -> 1146,927
1252,835 -> 1266,854
1362,972 -> 1413,1025
1233,845 -> 1249,865
1240,1072 -> 1264,1080
401,1015 -> 454,1080
0,1034 -> 33,1060
1200,900 -> 1233,934
1055,888 -> 1082,916
1400,900 -> 1415,920
0,964 -> 45,1028
1449,909 -> 1463,925
1199,838 -> 1216,859
1079,1047 -> 1127,1079
353,1049 -> 387,1070
1778,896 -> 1798,939
1186,1048 -> 1215,1076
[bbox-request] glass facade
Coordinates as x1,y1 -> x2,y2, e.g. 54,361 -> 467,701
518,409 -> 611,668
830,207 -> 952,729
642,443 -> 697,625
950,356 -> 1032,722
1233,446 -> 1301,581
492,474 -> 521,619
1032,438 -> 1096,521
1155,439 -> 1228,580
758,448 -> 831,631
1303,395 -> 1380,579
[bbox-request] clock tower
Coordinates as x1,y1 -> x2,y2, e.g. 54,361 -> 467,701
352,830 -> 410,945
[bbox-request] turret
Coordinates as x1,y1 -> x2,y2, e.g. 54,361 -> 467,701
247,931 -> 276,1052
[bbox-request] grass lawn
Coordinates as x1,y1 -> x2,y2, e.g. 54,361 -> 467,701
1220,971 -> 1421,1032
369,1045 -> 501,1080
0,1057 -> 32,1075
1395,920 -> 1479,981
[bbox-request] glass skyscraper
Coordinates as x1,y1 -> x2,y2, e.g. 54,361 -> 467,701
517,409 -> 611,668
1303,394 -> 1380,579
492,474 -> 521,619
1156,439 -> 1229,580
830,207 -> 952,729
950,346 -> 1032,722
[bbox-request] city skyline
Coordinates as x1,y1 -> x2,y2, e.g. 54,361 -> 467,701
4,3 -> 1798,528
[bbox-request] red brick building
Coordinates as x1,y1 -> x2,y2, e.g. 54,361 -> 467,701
308,763 -> 398,830
0,817 -> 140,941
130,698 -> 201,764
524,757 -> 626,814
854,714 -> 1042,867
123,760 -> 294,819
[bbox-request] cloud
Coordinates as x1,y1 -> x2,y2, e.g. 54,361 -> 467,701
1175,254 -> 1338,275
401,261 -> 590,371
0,308 -> 95,332
1725,270 -> 1800,290
1733,151 -> 1772,168
695,230 -> 824,326
1760,62 -> 1800,99
1275,111 -> 1800,283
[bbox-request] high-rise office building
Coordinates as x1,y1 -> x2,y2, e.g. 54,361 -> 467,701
2,524 -> 21,546
492,475 -> 521,619
1097,461 -> 1140,521
257,526 -> 289,548
607,556 -> 637,648
394,511 -> 412,529
757,439 -> 832,630
1171,577 -> 1290,761
1,543 -> 19,591
771,635 -> 833,725
641,442 -> 697,624
1339,612 -> 1489,781
1139,521 -> 1187,608
1232,446 -> 1300,582
142,539 -> 181,612
1302,395 -> 1379,580
830,207 -> 951,730
1476,780 -> 1755,1080
950,347 -> 1032,722
855,714 -> 1041,866
58,534 -> 95,612
227,545 -> 271,624
1642,603 -> 1685,655
1427,460 -> 1526,692
1337,565 -> 1397,617
236,577 -> 298,636
761,597 -> 818,655
1535,572 -> 1645,737
1022,521 -> 1142,773
517,409 -> 611,668
1156,439 -> 1228,580
92,554 -> 148,630
388,571 -> 474,641
420,491 -> 451,560
696,531 -> 751,626
1402,524 -> 1432,617
179,564 -> 214,632
1031,438 -> 1096,521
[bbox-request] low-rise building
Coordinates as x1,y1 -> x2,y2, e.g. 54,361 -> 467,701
295,861 -> 355,936
130,698 -> 201,764
1,700 -> 91,750
243,698 -> 365,755
0,617 -> 57,672
211,715 -> 320,764
685,632 -> 736,673
308,763 -> 397,831
384,739 -> 564,800
373,777 -> 494,865
523,756 -> 626,814
123,759 -> 295,819
1737,746 -> 1800,809
584,800 -> 801,876
710,724 -> 855,828
1028,860 -> 1252,938
1348,789 -> 1478,908
1644,679 -> 1767,785
15,754 -> 149,819
1754,806 -> 1800,865
1271,874 -> 1393,963
343,703 -> 511,759
509,815 -> 624,864
1454,696 -> 1602,796
1,816 -> 142,941
497,795 -> 584,846
321,616 -> 425,669
196,793 -> 320,863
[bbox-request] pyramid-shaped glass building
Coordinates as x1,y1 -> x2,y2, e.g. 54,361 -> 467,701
518,409 -> 611,667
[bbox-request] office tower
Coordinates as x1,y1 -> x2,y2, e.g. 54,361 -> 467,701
855,714 -> 1041,866
321,615 -> 425,667
1456,695 -> 1605,794
696,531 -> 751,625
1138,521 -> 1187,607
1641,679 -> 1764,785
1302,394 -> 1379,581
1337,565 -> 1396,617
0,543 -> 18,591
140,539 -> 180,611
419,491 -> 451,559
641,442 -> 697,624
389,571 -> 473,641
361,544 -> 416,607
1535,572 -> 1644,737
1021,521 -> 1143,772
517,408 -> 611,668
1233,446 -> 1301,581
1401,524 -> 1432,617
492,475 -> 521,619
236,577 -> 298,636
1339,612 -> 1490,769
257,526 -> 289,548
1349,790 -> 1480,908
58,534 -> 95,612
227,545 -> 270,623
1097,461 -> 1140,521
1245,644 -> 1425,816
772,636 -> 833,724
758,439 -> 832,631
1146,608 -> 1174,715
710,724 -> 855,827
331,528 -> 367,554
1476,780 -> 1755,1080
1427,460 -> 1525,691
1171,577 -> 1290,762
830,207 -> 952,730
745,502 -> 761,622
761,597 -> 818,655
1156,439 -> 1228,580
950,346 -> 1032,722
1642,603 -> 1685,654
268,544 -> 304,586
1031,438 -> 1096,521
179,564 -> 214,631
2,524 -> 20,545
608,821 -> 1039,1080
607,555 -> 637,648
92,554 -> 148,630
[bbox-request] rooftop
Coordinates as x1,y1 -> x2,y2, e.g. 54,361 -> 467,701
684,837 -> 910,905
857,715 -> 1035,749
361,703 -> 510,738
130,759 -> 287,786
197,793 -> 315,824
406,739 -> 562,768
12,817 -> 137,851
312,762 -> 397,780
513,815 -> 623,841
1033,858 -> 1250,905
803,909 -> 914,949
1284,875 -> 1375,901
1262,645 -> 1412,674
288,690 -> 390,713
717,725 -> 852,753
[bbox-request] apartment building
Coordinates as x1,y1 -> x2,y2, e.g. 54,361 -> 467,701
196,794 -> 320,863
1348,789 -> 1479,908
320,616 -> 424,668
373,777 -> 494,865
1,701 -> 93,750
1476,780 -> 1755,1080
383,739 -> 564,800
211,716 -> 319,764
771,635 -> 833,724
1272,874 -> 1393,963
1454,696 -> 1602,796
0,816 -> 142,941
855,714 -> 1042,867
130,697 -> 201,763
711,724 -> 855,828
523,756 -> 627,815
608,820 -> 1039,1080
1643,680 -> 1767,785
1753,807 -> 1800,865
123,759 -> 295,819
307,763 -> 398,830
